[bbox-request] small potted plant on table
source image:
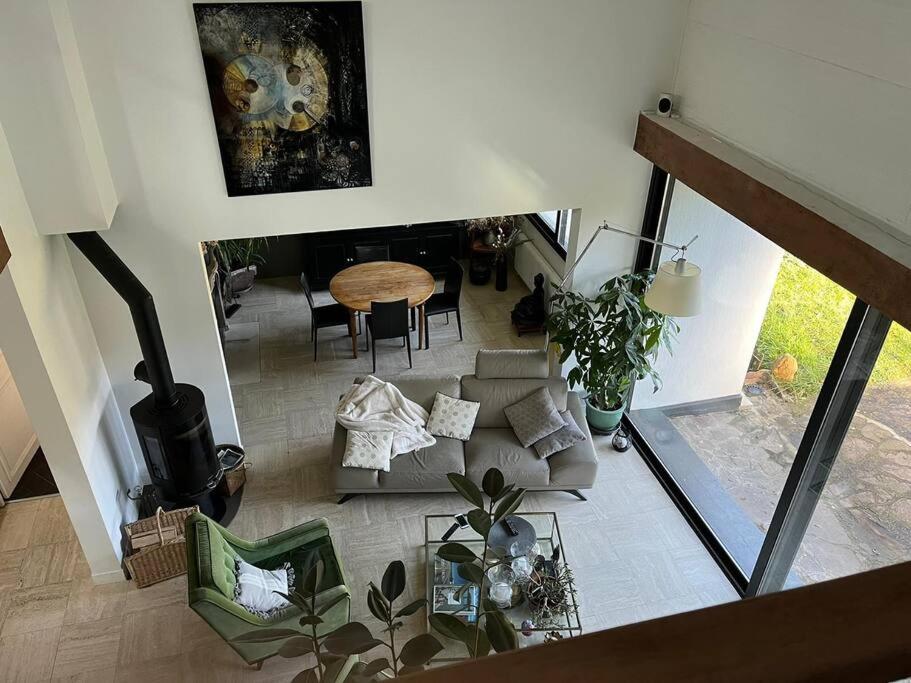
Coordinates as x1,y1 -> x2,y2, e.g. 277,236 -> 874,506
547,271 -> 678,432
214,237 -> 269,295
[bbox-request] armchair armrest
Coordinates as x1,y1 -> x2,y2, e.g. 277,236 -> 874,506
202,515 -> 329,551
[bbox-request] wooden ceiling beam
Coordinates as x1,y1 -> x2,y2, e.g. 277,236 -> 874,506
633,113 -> 911,331
413,560 -> 911,682
0,225 -> 10,273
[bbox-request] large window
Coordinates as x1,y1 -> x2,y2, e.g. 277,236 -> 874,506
528,210 -> 570,257
627,174 -> 903,595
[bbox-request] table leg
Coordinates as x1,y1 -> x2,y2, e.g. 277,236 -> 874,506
418,305 -> 426,350
348,309 -> 358,359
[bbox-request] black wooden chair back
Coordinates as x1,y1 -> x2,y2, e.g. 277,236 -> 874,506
369,299 -> 409,340
354,244 -> 390,263
299,272 -> 316,310
443,258 -> 464,297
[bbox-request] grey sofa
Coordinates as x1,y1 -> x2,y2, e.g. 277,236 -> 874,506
332,349 -> 598,501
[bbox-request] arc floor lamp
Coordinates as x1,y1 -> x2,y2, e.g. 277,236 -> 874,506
554,221 -> 703,316
545,220 -> 703,448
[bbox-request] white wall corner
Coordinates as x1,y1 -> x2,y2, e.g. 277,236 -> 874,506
0,0 -> 117,236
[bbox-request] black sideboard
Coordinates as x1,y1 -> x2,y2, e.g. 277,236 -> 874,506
302,221 -> 465,289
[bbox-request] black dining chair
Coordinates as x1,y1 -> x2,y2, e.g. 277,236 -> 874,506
354,244 -> 391,263
423,258 -> 464,348
299,272 -> 353,361
365,299 -> 412,373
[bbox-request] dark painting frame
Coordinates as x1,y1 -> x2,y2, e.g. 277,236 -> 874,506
193,2 -> 372,196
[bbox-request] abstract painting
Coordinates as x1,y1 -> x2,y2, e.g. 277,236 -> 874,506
193,2 -> 372,196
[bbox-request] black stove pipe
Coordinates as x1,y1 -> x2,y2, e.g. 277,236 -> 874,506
67,232 -> 179,409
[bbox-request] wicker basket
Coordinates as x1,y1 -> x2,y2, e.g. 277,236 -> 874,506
124,506 -> 198,588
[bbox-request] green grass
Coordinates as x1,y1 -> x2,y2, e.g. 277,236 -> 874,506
754,255 -> 911,398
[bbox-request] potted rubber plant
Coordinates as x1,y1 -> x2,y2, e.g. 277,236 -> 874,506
547,270 -> 678,432
214,237 -> 269,295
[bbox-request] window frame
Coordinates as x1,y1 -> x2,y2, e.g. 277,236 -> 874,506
627,165 -> 896,597
526,210 -> 569,260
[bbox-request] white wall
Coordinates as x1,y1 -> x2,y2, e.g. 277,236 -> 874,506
0,0 -> 116,235
0,121 -> 138,578
46,0 -> 690,469
674,0 -> 911,241
515,214 -> 568,294
631,182 -> 782,410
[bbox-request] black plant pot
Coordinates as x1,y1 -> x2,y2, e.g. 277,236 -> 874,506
495,259 -> 508,291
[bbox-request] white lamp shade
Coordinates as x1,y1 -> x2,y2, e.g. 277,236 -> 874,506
644,259 -> 702,317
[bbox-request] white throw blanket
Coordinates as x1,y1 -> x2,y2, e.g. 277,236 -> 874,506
335,376 -> 436,465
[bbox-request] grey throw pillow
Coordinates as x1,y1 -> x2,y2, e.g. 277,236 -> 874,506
342,430 -> 394,471
427,393 -> 480,441
504,387 -> 566,448
534,410 -> 587,459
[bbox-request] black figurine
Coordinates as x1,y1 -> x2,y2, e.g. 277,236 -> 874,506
511,272 -> 547,335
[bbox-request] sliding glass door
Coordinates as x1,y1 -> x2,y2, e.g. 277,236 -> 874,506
627,172 -> 904,594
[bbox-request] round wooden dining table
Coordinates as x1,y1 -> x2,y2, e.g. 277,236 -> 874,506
329,261 -> 436,358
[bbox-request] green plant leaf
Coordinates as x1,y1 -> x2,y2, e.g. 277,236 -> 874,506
381,560 -> 406,602
429,612 -> 469,642
233,628 -> 302,643
274,590 -> 312,614
278,636 -> 314,658
481,468 -> 504,499
465,625 -> 492,658
484,611 -> 519,652
447,473 -> 484,509
466,508 -> 491,539
382,620 -> 404,633
299,615 -> 323,627
399,633 -> 444,667
457,562 -> 484,586
400,665 -> 426,676
301,557 -> 324,596
323,622 -> 383,655
393,598 -> 427,618
316,592 -> 350,616
322,656 -> 349,683
481,598 -> 499,614
290,668 -> 318,683
436,542 -> 478,563
493,488 -> 526,523
492,483 -> 515,503
367,584 -> 390,623
362,658 -> 392,676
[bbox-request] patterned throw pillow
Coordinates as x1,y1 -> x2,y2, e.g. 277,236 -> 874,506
233,558 -> 295,620
427,393 -> 481,441
342,430 -> 394,471
533,410 -> 587,459
504,387 -> 567,448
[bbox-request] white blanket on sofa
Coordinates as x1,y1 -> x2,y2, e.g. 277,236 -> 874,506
335,376 -> 436,465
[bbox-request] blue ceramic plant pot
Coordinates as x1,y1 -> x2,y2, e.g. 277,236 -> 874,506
585,398 -> 623,433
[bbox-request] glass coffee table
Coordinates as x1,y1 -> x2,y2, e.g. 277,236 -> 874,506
424,512 -> 582,663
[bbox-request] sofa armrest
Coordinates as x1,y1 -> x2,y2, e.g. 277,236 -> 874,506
547,392 -> 598,489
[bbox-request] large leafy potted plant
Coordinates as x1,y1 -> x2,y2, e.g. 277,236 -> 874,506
547,270 -> 678,432
215,237 -> 269,295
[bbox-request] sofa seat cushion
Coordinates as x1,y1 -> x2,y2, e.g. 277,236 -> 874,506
379,436 -> 465,489
465,429 -> 551,488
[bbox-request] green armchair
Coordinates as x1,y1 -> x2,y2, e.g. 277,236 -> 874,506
185,512 -> 351,667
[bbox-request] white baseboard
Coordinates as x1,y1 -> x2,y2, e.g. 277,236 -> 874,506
91,568 -> 127,585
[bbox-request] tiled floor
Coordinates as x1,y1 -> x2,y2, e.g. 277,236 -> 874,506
0,268 -> 738,681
